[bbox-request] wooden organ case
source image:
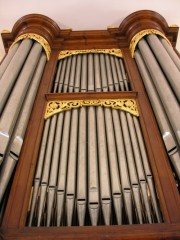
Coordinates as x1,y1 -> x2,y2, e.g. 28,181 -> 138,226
0,10 -> 180,240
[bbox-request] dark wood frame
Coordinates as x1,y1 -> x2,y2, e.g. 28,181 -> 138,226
1,10 -> 180,240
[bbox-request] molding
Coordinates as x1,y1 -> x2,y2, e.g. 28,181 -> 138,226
1,29 -> 10,33
58,48 -> 123,60
1,11 -> 179,56
44,99 -> 139,119
10,33 -> 51,60
119,10 -> 179,48
129,29 -> 171,57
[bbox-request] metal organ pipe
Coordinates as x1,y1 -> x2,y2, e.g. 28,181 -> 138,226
146,34 -> 180,101
77,107 -> 87,226
96,107 -> 111,225
94,54 -> 102,92
88,106 -> 99,226
138,38 -> 180,146
0,42 -> 20,79
0,39 -> 33,114
110,55 -> 120,91
69,55 -> 77,92
74,55 -> 82,93
104,108 -> 122,225
160,38 -> 180,71
100,54 -> 108,92
105,54 -> 114,91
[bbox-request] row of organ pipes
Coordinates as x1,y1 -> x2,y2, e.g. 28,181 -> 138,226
27,54 -> 162,226
0,39 -> 47,222
53,53 -> 130,93
134,35 -> 180,184
0,33 -> 179,226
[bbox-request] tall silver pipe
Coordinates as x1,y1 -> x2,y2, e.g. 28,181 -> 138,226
0,42 -> 42,165
96,107 -> 111,225
147,34 -> 180,101
54,61 -> 63,93
135,50 -> 180,179
58,58 -> 67,93
119,59 -> 129,91
88,107 -> 99,226
160,37 -> 180,71
63,57 -> 72,92
88,54 -> 95,92
68,55 -> 77,92
46,112 -> 64,226
105,55 -> 114,91
94,54 -> 102,92
56,110 -> 71,226
0,53 -> 47,204
138,38 -> 180,145
66,109 -> 79,226
104,108 -> 122,225
0,42 -> 20,79
99,54 -> 108,92
74,55 -> 82,93
110,55 -> 120,91
81,54 -> 87,92
77,107 -> 87,226
0,39 -> 33,113
114,57 -> 125,91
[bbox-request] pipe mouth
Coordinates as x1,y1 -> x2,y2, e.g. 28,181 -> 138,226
168,146 -> 178,156
9,151 -> 18,161
77,199 -> 86,206
89,202 -> 99,209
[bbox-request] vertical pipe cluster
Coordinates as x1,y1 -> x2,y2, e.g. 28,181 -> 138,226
27,53 -> 162,226
134,35 -> 180,182
27,107 -> 162,226
0,40 -> 47,217
52,53 -> 131,93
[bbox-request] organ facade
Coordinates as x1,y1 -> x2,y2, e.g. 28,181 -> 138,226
0,10 -> 180,240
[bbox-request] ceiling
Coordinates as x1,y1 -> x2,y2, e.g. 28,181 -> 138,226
0,0 -> 180,60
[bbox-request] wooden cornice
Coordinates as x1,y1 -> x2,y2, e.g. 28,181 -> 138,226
119,10 -> 179,47
1,10 -> 179,54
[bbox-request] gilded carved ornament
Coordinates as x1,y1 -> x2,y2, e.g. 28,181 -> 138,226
130,29 -> 172,57
10,33 -> 51,60
58,48 -> 123,60
44,99 -> 139,119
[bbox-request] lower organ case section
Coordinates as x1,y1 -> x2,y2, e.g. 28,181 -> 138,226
27,106 -> 162,227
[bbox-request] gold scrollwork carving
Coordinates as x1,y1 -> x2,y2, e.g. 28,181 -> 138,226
10,33 -> 51,60
130,29 -> 171,57
44,99 -> 139,119
58,48 -> 123,60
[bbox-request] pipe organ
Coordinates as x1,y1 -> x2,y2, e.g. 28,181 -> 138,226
0,10 -> 180,240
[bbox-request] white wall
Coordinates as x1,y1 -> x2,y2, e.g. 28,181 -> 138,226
0,0 -> 180,60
